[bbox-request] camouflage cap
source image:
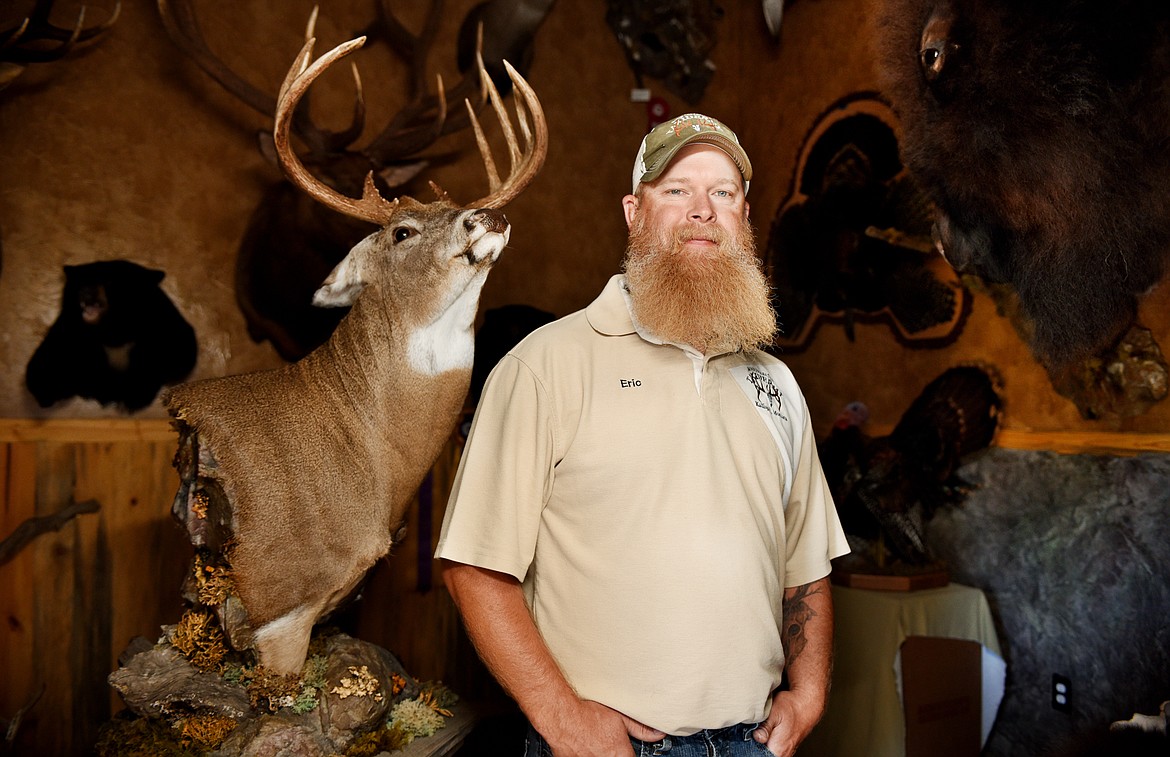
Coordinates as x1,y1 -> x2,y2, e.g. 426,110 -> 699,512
631,113 -> 753,194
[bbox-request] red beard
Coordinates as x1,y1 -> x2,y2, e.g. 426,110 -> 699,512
623,214 -> 776,354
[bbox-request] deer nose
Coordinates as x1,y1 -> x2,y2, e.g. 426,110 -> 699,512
466,208 -> 509,234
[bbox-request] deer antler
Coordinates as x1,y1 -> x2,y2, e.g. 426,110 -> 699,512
274,34 -> 547,225
158,0 -> 364,156
1,0 -> 120,61
1,0 -> 120,89
158,0 -> 491,166
467,55 -> 548,209
274,36 -> 399,225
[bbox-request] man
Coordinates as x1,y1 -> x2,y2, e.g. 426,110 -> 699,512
437,113 -> 850,757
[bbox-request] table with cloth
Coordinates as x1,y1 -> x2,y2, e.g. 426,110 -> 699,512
800,582 -> 1005,757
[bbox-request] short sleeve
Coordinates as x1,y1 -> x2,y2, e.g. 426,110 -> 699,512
781,390 -> 851,587
435,354 -> 557,581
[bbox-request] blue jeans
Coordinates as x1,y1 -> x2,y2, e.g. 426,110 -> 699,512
524,722 -> 774,756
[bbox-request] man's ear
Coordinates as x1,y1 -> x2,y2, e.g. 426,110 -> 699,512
622,194 -> 639,229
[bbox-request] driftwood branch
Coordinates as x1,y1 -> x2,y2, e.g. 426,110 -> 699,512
2,683 -> 45,752
0,499 -> 100,565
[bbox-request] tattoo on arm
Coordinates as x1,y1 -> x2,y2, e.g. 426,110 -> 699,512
782,583 -> 820,668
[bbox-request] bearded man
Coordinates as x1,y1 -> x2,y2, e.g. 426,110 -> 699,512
438,113 -> 849,757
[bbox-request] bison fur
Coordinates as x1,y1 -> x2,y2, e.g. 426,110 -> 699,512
874,0 -> 1170,369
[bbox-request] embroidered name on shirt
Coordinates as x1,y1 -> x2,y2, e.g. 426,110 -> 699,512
745,366 -> 787,421
619,378 -> 642,388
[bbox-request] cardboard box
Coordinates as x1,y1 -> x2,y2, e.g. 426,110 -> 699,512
901,636 -> 982,757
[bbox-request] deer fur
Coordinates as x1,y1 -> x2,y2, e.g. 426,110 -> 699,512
162,28 -> 546,675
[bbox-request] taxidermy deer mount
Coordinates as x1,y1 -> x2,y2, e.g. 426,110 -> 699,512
163,23 -> 547,675
159,0 -> 554,360
874,0 -> 1170,376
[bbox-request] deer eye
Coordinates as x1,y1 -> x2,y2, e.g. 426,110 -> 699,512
391,226 -> 416,244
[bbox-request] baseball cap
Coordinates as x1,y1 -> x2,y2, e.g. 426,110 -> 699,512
631,113 -> 753,194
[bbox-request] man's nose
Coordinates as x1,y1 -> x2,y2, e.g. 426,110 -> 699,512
688,195 -> 716,222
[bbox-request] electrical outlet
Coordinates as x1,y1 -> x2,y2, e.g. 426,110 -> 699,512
1052,674 -> 1072,712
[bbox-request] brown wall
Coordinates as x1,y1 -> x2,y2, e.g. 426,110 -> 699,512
4,0 -> 1170,438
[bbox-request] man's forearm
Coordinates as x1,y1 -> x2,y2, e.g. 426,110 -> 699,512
441,560 -> 580,729
781,576 -> 834,714
753,578 -> 836,757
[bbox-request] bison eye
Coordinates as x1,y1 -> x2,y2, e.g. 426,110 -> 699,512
919,41 -> 958,83
919,4 -> 957,84
391,226 -> 416,243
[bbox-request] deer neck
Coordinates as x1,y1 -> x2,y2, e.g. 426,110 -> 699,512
406,275 -> 486,377
298,277 -> 483,448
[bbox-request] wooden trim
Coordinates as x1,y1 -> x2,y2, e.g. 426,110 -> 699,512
864,424 -> 1170,456
0,419 -> 177,443
993,429 -> 1170,456
2,419 -> 1168,455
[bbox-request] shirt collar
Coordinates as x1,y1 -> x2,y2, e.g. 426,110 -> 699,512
585,274 -> 637,336
585,273 -> 733,359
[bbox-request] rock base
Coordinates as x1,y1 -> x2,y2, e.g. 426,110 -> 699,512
103,628 -> 428,756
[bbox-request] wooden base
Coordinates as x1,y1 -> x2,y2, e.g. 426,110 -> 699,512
831,567 -> 950,592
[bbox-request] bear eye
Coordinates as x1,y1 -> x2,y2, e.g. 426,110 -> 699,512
392,226 -> 416,243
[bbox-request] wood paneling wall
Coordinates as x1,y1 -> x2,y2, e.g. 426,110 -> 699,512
0,419 -> 491,756
1,420 -> 186,755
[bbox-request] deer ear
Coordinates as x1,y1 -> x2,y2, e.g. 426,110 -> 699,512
312,254 -> 364,308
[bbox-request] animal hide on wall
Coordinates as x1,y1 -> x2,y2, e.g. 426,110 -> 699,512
26,260 -> 197,411
767,93 -> 971,352
604,0 -> 723,103
873,0 -> 1170,371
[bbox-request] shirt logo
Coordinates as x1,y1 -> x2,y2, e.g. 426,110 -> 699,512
731,363 -> 799,503
620,378 -> 643,388
744,366 -> 787,421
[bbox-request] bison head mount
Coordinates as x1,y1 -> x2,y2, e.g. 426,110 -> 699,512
874,0 -> 1170,372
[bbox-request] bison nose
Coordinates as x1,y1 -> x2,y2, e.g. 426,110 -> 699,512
466,208 -> 509,234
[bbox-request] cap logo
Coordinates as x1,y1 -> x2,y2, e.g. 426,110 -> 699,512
668,115 -> 727,139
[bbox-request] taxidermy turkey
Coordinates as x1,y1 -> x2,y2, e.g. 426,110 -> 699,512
821,364 -> 1002,565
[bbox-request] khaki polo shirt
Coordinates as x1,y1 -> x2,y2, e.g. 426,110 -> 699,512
437,275 -> 849,735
